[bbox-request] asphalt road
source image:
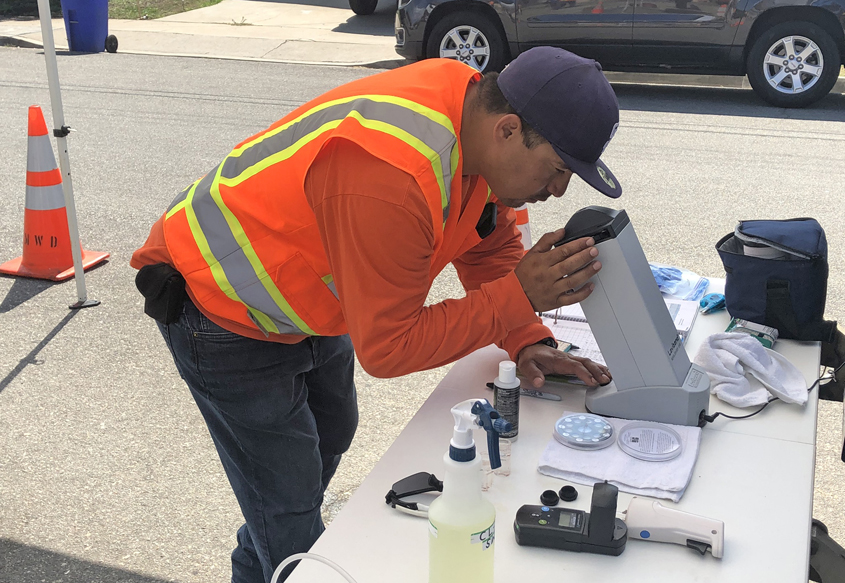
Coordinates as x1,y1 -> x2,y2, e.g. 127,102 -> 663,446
0,47 -> 843,582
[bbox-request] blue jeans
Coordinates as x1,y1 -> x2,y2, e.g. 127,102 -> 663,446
157,299 -> 358,583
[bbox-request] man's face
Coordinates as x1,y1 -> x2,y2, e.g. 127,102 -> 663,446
481,118 -> 574,208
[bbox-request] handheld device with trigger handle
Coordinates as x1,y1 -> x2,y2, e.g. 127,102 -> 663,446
620,497 -> 725,558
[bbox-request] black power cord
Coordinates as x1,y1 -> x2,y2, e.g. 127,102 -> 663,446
699,360 -> 845,426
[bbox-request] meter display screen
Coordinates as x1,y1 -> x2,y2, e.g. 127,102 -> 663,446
558,510 -> 577,528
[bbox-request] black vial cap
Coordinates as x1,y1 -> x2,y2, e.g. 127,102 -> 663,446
559,485 -> 578,502
540,489 -> 559,506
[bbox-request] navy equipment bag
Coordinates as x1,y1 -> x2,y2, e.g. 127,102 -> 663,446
716,218 -> 837,343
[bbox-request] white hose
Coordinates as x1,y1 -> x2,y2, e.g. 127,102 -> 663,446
270,552 -> 358,583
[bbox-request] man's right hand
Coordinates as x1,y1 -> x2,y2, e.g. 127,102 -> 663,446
514,228 -> 601,313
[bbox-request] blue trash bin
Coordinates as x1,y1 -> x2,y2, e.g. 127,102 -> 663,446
62,0 -> 109,53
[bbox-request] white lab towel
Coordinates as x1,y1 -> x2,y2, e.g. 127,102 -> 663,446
693,332 -> 807,408
538,415 -> 701,503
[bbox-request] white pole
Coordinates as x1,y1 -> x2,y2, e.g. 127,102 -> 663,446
35,0 -> 99,309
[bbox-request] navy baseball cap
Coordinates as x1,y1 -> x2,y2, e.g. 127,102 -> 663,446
497,47 -> 622,198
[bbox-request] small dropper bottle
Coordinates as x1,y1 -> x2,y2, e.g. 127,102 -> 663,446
493,360 -> 520,440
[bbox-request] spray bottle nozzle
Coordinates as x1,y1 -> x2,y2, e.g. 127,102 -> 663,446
449,399 -> 511,467
471,400 -> 512,470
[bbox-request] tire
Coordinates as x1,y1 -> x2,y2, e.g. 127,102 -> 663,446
349,0 -> 378,16
105,35 -> 118,54
425,12 -> 509,73
746,21 -> 841,108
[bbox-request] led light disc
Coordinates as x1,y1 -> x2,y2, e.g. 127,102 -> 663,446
553,413 -> 615,450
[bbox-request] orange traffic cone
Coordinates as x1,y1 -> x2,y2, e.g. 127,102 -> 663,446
515,204 -> 532,253
0,105 -> 109,281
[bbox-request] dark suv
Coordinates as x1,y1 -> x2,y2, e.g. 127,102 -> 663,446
394,0 -> 845,107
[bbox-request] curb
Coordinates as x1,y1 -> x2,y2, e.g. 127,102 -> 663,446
0,34 -> 405,69
2,34 -> 843,86
604,70 -> 845,94
360,57 -> 406,70
0,35 -> 43,49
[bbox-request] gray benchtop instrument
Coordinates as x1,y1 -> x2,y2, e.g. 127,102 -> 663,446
556,206 -> 710,426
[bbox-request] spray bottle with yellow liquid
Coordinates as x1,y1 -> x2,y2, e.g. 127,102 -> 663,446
428,399 -> 512,583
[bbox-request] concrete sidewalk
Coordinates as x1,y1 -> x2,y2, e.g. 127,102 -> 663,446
1,0 -> 843,91
0,0 -> 403,68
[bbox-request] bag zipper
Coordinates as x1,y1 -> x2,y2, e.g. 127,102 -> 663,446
734,220 -> 817,260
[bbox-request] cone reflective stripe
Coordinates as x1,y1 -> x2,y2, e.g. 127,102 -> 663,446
515,204 -> 532,252
0,105 -> 109,281
26,106 -> 65,210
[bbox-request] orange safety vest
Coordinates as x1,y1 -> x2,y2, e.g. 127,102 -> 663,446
162,60 -> 484,338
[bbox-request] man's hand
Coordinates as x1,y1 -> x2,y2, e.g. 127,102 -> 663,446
515,229 -> 601,313
517,342 -> 611,388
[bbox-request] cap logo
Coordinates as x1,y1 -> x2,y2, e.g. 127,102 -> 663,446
601,122 -> 619,155
597,166 -> 616,190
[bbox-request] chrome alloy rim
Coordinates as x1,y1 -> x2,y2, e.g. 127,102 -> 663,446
438,25 -> 490,72
763,35 -> 824,94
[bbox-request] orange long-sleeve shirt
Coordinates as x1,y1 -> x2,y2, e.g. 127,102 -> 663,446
131,140 -> 552,377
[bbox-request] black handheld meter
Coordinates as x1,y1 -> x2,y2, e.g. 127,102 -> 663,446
513,482 -> 627,556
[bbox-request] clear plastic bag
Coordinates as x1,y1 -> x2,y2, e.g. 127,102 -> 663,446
649,263 -> 709,302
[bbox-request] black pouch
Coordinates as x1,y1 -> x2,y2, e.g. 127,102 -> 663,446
135,263 -> 187,325
475,202 -> 497,239
716,218 -> 837,342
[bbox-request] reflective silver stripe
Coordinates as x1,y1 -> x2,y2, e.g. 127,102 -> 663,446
180,96 -> 457,336
221,97 -> 456,220
26,183 -> 65,211
190,165 -> 306,335
27,135 -> 58,173
167,183 -> 193,213
247,311 -> 270,338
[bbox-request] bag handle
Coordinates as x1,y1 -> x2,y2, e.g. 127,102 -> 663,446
765,279 -> 837,342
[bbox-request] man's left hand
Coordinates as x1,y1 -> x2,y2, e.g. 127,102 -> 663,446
517,342 -> 611,388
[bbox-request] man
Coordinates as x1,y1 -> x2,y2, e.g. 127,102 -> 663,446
132,47 -> 621,582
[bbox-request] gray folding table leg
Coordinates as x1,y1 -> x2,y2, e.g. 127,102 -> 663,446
809,519 -> 845,583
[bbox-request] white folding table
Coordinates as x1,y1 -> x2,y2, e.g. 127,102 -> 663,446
289,284 -> 821,582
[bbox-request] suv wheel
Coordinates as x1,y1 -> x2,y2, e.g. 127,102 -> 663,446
349,0 -> 378,16
746,21 -> 841,108
426,12 -> 508,72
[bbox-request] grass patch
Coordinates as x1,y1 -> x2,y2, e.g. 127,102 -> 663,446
109,0 -> 223,20
0,0 -> 63,18
0,0 -> 222,20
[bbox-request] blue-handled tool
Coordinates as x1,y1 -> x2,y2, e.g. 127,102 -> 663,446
699,293 -> 726,315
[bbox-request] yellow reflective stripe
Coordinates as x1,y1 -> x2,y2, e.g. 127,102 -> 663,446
166,178 -> 202,219
248,307 -> 276,334
207,167 -> 317,336
321,274 -> 333,285
218,120 -> 343,189
179,172 -> 278,334
346,111 -> 448,212
231,94 -> 457,158
166,198 -> 188,220
376,95 -> 456,137
222,113 -> 450,222
174,176 -> 278,334
229,94 -> 455,227
450,143 -> 460,188
169,92 -> 462,336
486,185 -> 492,204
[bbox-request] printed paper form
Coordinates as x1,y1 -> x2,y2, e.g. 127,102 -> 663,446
541,298 -> 699,340
541,318 -> 606,366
